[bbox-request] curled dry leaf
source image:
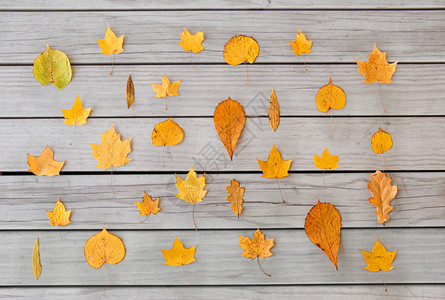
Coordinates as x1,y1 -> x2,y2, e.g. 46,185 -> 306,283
257,143 -> 292,179
178,28 -> 205,53
32,237 -> 42,280
126,74 -> 134,109
313,148 -> 339,170
84,226 -> 126,269
152,117 -> 184,147
289,30 -> 312,55
371,127 -> 393,154
46,198 -> 71,227
367,170 -> 397,224
151,74 -> 181,98
239,228 -> 274,277
305,201 -> 342,270
161,238 -> 196,267
27,145 -> 65,176
226,179 -> 245,217
268,88 -> 280,131
223,35 -> 259,66
361,238 -> 396,272
315,78 -> 346,113
96,24 -> 124,55
61,95 -> 91,125
135,192 -> 161,216
355,44 -> 397,84
33,44 -> 72,89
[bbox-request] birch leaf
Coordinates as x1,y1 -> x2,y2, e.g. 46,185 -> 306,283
316,78 -> 346,113
355,44 -> 397,84
152,117 -> 184,147
126,74 -> 134,109
268,88 -> 280,131
27,145 -> 65,176
361,238 -> 396,272
33,44 -> 72,89
84,226 -> 126,269
61,95 -> 91,125
371,127 -> 393,154
46,198 -> 72,226
367,170 -> 398,224
178,28 -> 205,53
32,237 -> 42,280
226,179 -> 245,217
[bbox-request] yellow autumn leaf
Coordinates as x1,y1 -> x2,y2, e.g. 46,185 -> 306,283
178,27 -> 205,53
315,78 -> 346,113
361,238 -> 396,272
151,74 -> 181,98
289,29 -> 312,55
257,143 -> 292,179
239,228 -> 274,277
223,35 -> 260,66
127,74 -> 134,109
162,238 -> 196,267
84,226 -> 126,269
371,127 -> 393,154
96,24 -> 124,55
46,198 -> 72,227
367,170 -> 398,224
135,192 -> 161,216
313,148 -> 339,170
355,44 -> 398,84
27,145 -> 65,176
61,95 -> 91,126
152,117 -> 184,147
32,237 -> 42,280
268,88 -> 280,131
226,179 -> 245,217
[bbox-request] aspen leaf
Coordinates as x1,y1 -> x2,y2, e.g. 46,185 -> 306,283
367,170 -> 397,224
361,238 -> 396,272
289,30 -> 312,55
213,97 -> 246,160
161,238 -> 196,267
46,198 -> 71,227
371,127 -> 393,154
268,88 -> 280,131
89,124 -> 132,169
151,74 -> 181,98
96,24 -> 124,55
61,95 -> 91,126
305,201 -> 342,270
178,28 -> 205,53
226,179 -> 245,217
126,74 -> 134,109
313,148 -> 339,170
32,237 -> 42,280
152,117 -> 184,147
84,226 -> 126,269
33,44 -> 72,89
135,192 -> 161,216
355,44 -> 398,84
27,145 -> 65,176
257,143 -> 292,179
315,78 -> 346,113
223,35 -> 259,66
239,228 -> 274,277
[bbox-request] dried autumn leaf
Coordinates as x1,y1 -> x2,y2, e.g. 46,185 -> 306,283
268,88 -> 280,131
257,143 -> 292,179
135,192 -> 161,217
151,74 -> 181,98
32,237 -> 42,280
355,44 -> 398,84
313,148 -> 339,170
371,127 -> 393,154
367,170 -> 398,224
223,35 -> 259,66
178,27 -> 205,53
213,97 -> 246,160
46,198 -> 72,226
226,179 -> 245,217
27,145 -> 65,176
239,228 -> 274,277
89,124 -> 133,169
61,95 -> 91,125
152,117 -> 184,147
126,74 -> 134,109
84,226 -> 126,269
305,201 -> 342,270
361,238 -> 396,272
289,30 -> 312,55
33,44 -> 72,89
315,78 -> 346,113
161,238 -> 196,267
96,24 -> 124,55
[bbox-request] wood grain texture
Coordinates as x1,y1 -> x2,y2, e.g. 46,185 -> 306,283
0,173 -> 444,229
0,229 -> 443,285
1,11 -> 444,64
3,64 -> 445,117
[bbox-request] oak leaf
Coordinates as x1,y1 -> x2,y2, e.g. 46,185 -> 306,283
361,238 -> 396,272
46,198 -> 72,227
152,117 -> 184,147
223,35 -> 259,66
367,170 -> 397,224
371,127 -> 393,154
268,88 -> 280,131
239,228 -> 274,277
151,74 -> 181,98
316,78 -> 346,113
89,124 -> 132,169
257,143 -> 292,179
32,237 -> 42,280
313,148 -> 339,170
305,201 -> 342,270
213,98 -> 246,160
289,30 -> 312,55
33,44 -> 72,89
178,28 -> 205,53
126,74 -> 134,109
27,145 -> 65,176
84,226 -> 126,269
135,192 -> 161,216
61,95 -> 91,125
226,179 -> 245,217
161,238 -> 196,267
96,24 -> 124,55
355,44 -> 397,84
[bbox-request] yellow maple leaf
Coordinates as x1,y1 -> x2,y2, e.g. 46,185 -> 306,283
226,179 -> 245,217
135,192 -> 161,216
61,95 -> 91,126
161,238 -> 196,267
84,226 -> 126,269
96,24 -> 124,55
257,143 -> 292,179
152,117 -> 184,147
89,124 -> 133,169
223,35 -> 260,66
27,145 -> 65,176
239,228 -> 274,277
32,237 -> 42,280
289,29 -> 312,55
371,127 -> 393,154
361,238 -> 396,272
355,44 -> 398,84
151,74 -> 181,98
315,78 -> 346,113
313,148 -> 339,170
367,170 -> 398,224
46,198 -> 72,226
178,28 -> 205,53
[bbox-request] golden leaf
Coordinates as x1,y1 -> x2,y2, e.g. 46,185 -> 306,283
175,166 -> 207,204
313,148 -> 339,170
32,237 -> 42,280
213,97 -> 246,159
89,124 -> 133,169
239,228 -> 274,260
226,179 -> 245,217
268,88 -> 280,131
33,44 -> 72,89
61,95 -> 91,126
355,44 -> 398,84
223,35 -> 260,66
367,170 -> 398,224
152,117 -> 184,147
161,238 -> 196,267
289,30 -> 312,55
151,74 -> 181,98
361,238 -> 396,272
257,143 -> 292,179
84,226 -> 126,269
315,78 -> 346,113
305,201 -> 342,270
126,74 -> 134,109
96,24 -> 124,55
46,198 -> 72,227
27,145 -> 65,176
178,27 -> 205,53
371,127 -> 393,154
135,192 -> 161,216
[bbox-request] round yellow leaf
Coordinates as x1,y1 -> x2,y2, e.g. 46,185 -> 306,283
152,117 -> 184,147
223,35 -> 260,66
315,78 -> 346,113
371,127 -> 393,154
84,226 -> 126,269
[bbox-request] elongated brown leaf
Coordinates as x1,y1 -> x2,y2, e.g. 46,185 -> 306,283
268,88 -> 279,131
126,74 -> 134,109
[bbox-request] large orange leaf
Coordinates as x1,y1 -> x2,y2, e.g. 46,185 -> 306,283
27,145 -> 65,176
355,44 -> 397,84
367,170 -> 398,224
84,226 -> 126,269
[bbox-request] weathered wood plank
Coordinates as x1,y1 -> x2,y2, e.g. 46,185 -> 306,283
0,229 -> 443,285
2,64 -> 445,117
1,11 -> 444,64
2,117 -> 445,172
0,173 -> 444,229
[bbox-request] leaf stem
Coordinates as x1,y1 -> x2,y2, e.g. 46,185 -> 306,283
192,203 -> 197,230
257,257 -> 271,277
244,61 -> 247,85
382,153 -> 385,173
163,145 -> 165,168
275,178 -> 285,203
70,124 -> 76,146
303,56 -> 308,71
378,83 -> 387,113
110,54 -> 114,76
181,264 -> 191,285
139,214 -> 150,223
110,166 -> 114,194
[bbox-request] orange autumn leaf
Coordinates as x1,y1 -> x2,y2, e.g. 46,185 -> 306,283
89,124 -> 132,169
239,228 -> 274,277
226,179 -> 245,217
46,198 -> 71,226
27,145 -> 65,176
61,95 -> 91,126
313,148 -> 339,170
362,238 -> 396,272
223,35 -> 260,66
315,78 -> 346,113
151,74 -> 181,98
135,192 -> 161,216
161,238 -> 196,267
152,117 -> 184,147
355,44 -> 398,84
268,88 -> 280,131
367,170 -> 398,224
126,74 -> 134,109
289,30 -> 312,55
84,226 -> 126,269
371,127 -> 393,154
213,97 -> 246,159
257,143 -> 292,179
305,201 -> 342,270
178,28 -> 205,53
96,24 -> 124,55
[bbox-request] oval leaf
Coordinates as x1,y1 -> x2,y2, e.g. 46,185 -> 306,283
33,44 -> 72,89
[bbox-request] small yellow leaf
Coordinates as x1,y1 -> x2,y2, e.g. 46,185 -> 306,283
175,166 -> 207,204
289,30 -> 312,55
367,170 -> 398,224
161,238 -> 196,266
315,78 -> 346,113
355,44 -> 398,84
32,237 -> 42,280
371,127 -> 393,154
313,148 -> 339,170
61,95 -> 91,126
239,228 -> 274,260
257,143 -> 292,179
46,198 -> 72,227
361,238 -> 396,272
135,192 -> 161,216
152,117 -> 184,147
126,74 -> 134,109
223,35 -> 260,66
96,24 -> 124,55
151,74 -> 181,98
178,28 -> 205,53
84,226 -> 126,269
226,179 -> 245,217
27,145 -> 65,176
268,88 -> 280,131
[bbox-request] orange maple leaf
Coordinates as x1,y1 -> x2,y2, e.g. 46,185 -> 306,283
27,145 -> 65,176
239,228 -> 274,277
355,44 -> 398,83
